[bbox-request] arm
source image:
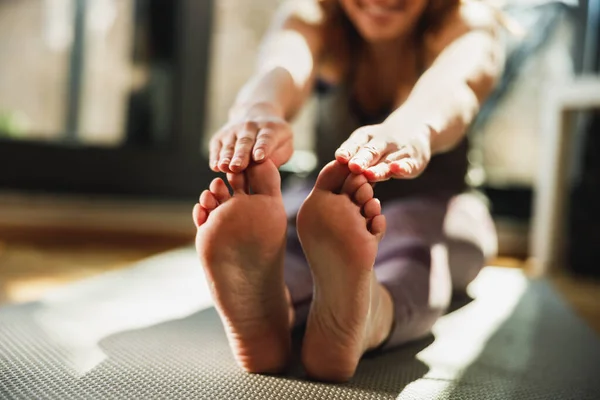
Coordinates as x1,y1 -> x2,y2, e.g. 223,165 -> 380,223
337,3 -> 505,181
210,0 -> 324,172
388,3 -> 504,154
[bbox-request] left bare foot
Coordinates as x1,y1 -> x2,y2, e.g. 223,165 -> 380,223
296,161 -> 394,382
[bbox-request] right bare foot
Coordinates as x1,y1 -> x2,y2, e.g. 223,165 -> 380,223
193,160 -> 292,374
297,161 -> 393,382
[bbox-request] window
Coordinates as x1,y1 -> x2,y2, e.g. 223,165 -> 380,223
0,0 -> 214,199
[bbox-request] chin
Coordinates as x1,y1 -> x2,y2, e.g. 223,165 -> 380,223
341,0 -> 426,42
355,24 -> 410,43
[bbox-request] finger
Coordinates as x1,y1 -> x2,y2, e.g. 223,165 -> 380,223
363,162 -> 393,182
230,122 -> 258,172
390,158 -> 419,179
335,127 -> 371,163
348,138 -> 388,173
208,137 -> 222,172
218,135 -> 237,172
253,127 -> 277,163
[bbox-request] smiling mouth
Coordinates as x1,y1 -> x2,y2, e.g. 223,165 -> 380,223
358,1 -> 405,17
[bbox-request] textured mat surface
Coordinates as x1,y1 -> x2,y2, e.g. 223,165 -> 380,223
1,248 -> 599,399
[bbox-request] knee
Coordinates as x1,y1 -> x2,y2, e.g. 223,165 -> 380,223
387,298 -> 447,347
382,270 -> 451,347
447,239 -> 487,291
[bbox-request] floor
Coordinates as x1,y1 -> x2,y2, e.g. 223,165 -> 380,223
1,228 -> 599,335
0,227 -> 192,305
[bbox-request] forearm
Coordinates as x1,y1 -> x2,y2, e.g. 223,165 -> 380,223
210,3 -> 323,172
229,66 -> 308,122
229,4 -> 322,123
386,72 -> 482,155
385,29 -> 503,155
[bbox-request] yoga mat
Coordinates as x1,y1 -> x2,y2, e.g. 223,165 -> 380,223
1,248 -> 599,399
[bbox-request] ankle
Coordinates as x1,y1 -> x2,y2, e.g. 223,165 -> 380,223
365,283 -> 395,351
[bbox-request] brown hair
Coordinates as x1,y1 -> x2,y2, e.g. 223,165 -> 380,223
318,0 -> 460,72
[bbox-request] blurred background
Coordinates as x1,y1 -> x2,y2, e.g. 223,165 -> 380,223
0,0 -> 598,329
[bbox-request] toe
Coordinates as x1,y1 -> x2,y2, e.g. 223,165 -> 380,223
353,182 -> 374,206
247,159 -> 281,196
362,198 -> 381,219
341,173 -> 368,198
314,161 -> 351,193
193,203 -> 209,227
369,214 -> 386,239
209,178 -> 231,204
227,172 -> 248,194
200,190 -> 219,210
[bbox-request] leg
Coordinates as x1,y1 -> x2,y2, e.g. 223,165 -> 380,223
296,161 -> 394,382
193,160 -> 292,374
444,194 -> 497,291
375,193 -> 497,348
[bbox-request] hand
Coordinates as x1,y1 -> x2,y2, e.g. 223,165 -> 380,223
334,123 -> 432,182
209,103 -> 293,173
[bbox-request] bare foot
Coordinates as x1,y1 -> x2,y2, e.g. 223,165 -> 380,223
193,160 -> 292,373
297,161 -> 394,382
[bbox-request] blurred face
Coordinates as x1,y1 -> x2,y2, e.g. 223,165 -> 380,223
339,0 -> 428,42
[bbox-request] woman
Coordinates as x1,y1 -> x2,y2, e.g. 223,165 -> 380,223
193,0 -> 503,382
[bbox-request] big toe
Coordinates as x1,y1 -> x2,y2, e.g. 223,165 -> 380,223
227,171 -> 248,194
314,161 -> 351,193
246,159 -> 281,196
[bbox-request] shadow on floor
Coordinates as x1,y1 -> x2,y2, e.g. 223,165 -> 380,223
0,282 -> 491,399
88,289 -> 477,398
91,307 -> 432,399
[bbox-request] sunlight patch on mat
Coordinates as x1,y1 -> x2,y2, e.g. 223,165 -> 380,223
411,267 -> 529,394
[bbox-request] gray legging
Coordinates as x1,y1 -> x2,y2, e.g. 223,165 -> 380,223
282,179 -> 498,349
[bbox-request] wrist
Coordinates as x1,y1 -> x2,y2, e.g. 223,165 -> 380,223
228,101 -> 285,121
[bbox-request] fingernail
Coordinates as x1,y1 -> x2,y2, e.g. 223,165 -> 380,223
398,160 -> 413,174
254,149 -> 265,161
337,149 -> 350,159
230,158 -> 242,167
221,158 -> 231,166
